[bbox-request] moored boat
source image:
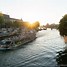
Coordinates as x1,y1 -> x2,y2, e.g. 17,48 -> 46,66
0,39 -> 14,50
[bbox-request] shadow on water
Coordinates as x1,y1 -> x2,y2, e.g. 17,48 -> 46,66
56,46 -> 67,67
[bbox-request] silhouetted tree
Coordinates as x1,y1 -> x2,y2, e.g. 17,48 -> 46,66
58,14 -> 67,36
33,21 -> 40,29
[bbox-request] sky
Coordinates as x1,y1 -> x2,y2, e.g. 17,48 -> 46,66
0,0 -> 67,25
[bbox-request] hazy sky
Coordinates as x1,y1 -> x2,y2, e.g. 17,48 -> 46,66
0,0 -> 67,25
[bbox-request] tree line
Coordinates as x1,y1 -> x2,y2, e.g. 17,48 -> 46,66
0,13 -> 40,30
45,23 -> 59,29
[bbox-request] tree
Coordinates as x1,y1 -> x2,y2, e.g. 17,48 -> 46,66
0,13 -> 4,27
58,14 -> 67,36
22,21 -> 30,28
33,21 -> 40,29
5,21 -> 13,28
12,20 -> 23,28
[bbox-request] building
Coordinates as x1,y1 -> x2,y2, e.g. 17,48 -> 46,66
2,13 -> 23,23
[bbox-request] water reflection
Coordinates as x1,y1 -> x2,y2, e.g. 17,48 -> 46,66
56,46 -> 67,67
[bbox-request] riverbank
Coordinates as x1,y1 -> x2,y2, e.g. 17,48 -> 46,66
0,27 -> 37,50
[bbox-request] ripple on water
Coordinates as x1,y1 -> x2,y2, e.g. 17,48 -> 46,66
0,30 -> 65,67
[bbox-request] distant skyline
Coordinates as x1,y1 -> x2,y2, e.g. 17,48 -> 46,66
0,0 -> 67,25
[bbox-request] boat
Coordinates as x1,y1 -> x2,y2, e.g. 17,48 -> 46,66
0,39 -> 13,50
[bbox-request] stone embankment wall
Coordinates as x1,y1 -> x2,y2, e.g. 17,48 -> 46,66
0,27 -> 36,46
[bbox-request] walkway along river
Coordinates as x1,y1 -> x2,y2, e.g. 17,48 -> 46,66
0,29 -> 66,67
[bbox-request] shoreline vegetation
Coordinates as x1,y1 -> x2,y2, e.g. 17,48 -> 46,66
0,13 -> 40,50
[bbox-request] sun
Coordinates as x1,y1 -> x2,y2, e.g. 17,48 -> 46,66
29,22 -> 34,25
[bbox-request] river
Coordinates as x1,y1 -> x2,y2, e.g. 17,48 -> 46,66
0,29 -> 66,67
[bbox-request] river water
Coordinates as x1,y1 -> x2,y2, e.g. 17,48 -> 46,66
0,29 -> 66,67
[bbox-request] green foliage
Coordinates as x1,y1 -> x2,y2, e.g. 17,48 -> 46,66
5,21 -> 13,28
0,12 -> 40,29
58,14 -> 67,36
0,16 -> 4,23
0,13 -> 4,27
11,20 -> 23,28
